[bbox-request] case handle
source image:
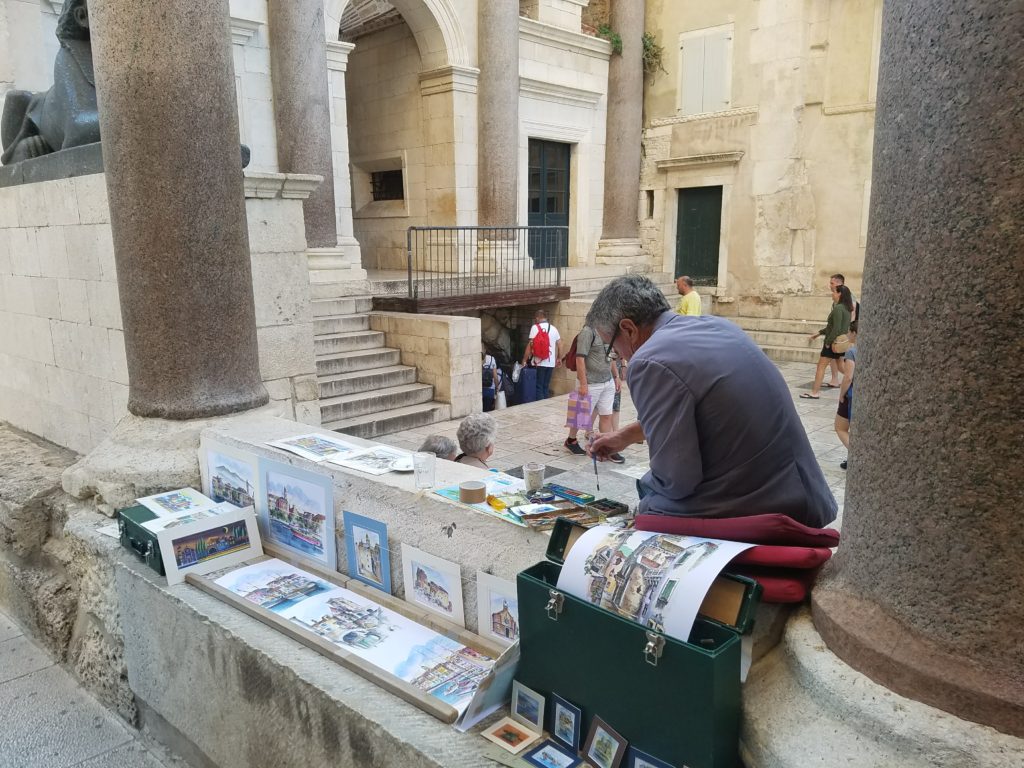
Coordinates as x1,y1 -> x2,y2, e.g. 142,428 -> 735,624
127,536 -> 154,561
643,630 -> 666,666
545,589 -> 564,621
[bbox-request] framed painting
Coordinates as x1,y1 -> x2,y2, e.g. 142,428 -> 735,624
343,511 -> 391,594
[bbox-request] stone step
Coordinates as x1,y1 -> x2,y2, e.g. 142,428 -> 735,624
729,317 -> 823,334
324,401 -> 452,439
758,345 -> 822,364
318,365 -> 418,398
314,330 -> 386,355
745,330 -> 822,349
310,280 -> 371,299
316,348 -> 402,375
319,383 -> 435,422
311,296 -> 373,317
314,314 -> 370,335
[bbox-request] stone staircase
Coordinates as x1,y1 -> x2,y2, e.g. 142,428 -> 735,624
727,316 -> 823,363
312,291 -> 450,439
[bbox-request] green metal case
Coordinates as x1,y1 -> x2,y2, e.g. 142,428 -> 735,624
516,519 -> 761,768
117,504 -> 166,576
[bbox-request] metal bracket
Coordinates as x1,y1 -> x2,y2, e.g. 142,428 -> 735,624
644,630 -> 666,666
545,589 -> 564,621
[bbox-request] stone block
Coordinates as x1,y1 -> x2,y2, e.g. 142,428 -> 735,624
7,274 -> 37,315
58,279 -> 91,324
295,401 -> 321,426
0,190 -> 18,227
74,175 -> 110,225
109,382 -> 129,419
262,377 -> 293,402
87,280 -> 123,330
42,178 -> 80,225
292,374 -> 320,403
245,198 -> 307,253
249,251 -> 313,328
64,225 -> 105,282
0,230 -> 10,275
257,324 -> 316,382
8,227 -> 40,277
16,182 -> 48,227
31,276 -> 61,319
35,226 -> 70,279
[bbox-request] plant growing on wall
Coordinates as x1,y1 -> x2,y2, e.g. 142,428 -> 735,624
597,24 -> 623,55
642,32 -> 667,77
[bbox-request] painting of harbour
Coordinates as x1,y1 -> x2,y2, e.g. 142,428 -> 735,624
214,559 -> 332,614
208,450 -> 256,508
257,457 -> 337,569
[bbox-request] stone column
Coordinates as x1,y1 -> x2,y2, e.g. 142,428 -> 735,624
477,0 -> 519,227
813,0 -> 1023,737
596,0 -> 647,264
88,0 -> 268,419
268,0 -> 337,248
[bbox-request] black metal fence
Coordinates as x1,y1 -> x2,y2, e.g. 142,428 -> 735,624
405,226 -> 568,300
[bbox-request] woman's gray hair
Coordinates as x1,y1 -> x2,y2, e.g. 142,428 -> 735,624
457,412 -> 498,456
585,275 -> 671,335
418,434 -> 457,459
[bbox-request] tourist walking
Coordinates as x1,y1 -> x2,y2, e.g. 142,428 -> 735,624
564,325 -> 625,463
586,275 -> 837,526
827,274 -> 858,386
521,309 -> 561,400
481,351 -> 499,412
674,275 -> 702,316
834,325 -> 858,469
802,284 -> 854,399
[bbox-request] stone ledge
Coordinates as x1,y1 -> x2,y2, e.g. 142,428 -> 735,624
0,143 -> 104,188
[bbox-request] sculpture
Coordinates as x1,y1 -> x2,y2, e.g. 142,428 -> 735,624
0,0 -> 99,165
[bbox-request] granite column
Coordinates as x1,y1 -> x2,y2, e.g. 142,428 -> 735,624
596,0 -> 646,264
812,0 -> 1023,736
477,0 -> 519,227
88,0 -> 268,419
268,0 -> 337,248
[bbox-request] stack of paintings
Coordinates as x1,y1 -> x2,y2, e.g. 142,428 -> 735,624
214,558 -> 494,718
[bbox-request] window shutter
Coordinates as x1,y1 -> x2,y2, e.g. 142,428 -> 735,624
680,37 -> 706,116
703,29 -> 733,112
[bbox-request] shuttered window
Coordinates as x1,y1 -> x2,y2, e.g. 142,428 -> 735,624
679,25 -> 733,116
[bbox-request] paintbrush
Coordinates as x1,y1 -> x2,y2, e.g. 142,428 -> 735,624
593,455 -> 600,491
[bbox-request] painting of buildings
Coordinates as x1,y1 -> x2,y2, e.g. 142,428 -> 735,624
413,563 -> 453,614
265,470 -> 328,559
172,522 -> 251,569
215,559 -> 332,614
408,645 -> 492,705
291,594 -> 397,650
209,451 -> 256,508
354,527 -> 383,585
490,599 -> 518,641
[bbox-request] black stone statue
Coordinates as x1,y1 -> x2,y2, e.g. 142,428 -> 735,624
1,0 -> 99,166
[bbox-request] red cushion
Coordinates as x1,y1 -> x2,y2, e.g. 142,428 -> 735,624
635,513 -> 840,548
732,545 -> 832,569
727,566 -> 819,603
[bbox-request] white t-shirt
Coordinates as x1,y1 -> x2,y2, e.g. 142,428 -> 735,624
528,322 -> 561,367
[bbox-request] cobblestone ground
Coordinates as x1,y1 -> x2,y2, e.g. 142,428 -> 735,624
379,360 -> 848,525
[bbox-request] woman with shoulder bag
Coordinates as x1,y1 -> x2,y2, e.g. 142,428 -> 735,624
801,284 -> 853,399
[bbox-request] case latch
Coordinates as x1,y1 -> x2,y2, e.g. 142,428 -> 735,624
545,590 -> 564,621
643,631 -> 666,666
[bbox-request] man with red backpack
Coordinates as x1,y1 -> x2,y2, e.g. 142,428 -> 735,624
521,309 -> 562,400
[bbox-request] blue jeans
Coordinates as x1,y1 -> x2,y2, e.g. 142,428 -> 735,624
535,365 -> 554,400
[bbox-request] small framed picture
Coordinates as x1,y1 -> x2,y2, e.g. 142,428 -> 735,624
158,505 -> 262,585
137,487 -> 218,517
258,457 -> 337,570
481,716 -> 541,755
522,739 -> 582,768
510,680 -> 545,734
400,543 -> 465,626
625,746 -> 676,768
549,693 -> 582,751
582,715 -> 628,768
199,439 -> 259,509
476,571 -> 519,647
343,511 -> 391,594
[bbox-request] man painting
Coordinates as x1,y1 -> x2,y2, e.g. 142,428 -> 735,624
587,275 -> 837,527
674,275 -> 702,316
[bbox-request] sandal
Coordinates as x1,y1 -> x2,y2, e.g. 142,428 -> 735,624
800,393 -> 820,399
826,383 -> 840,388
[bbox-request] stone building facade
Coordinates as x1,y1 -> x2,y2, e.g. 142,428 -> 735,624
640,0 -> 881,319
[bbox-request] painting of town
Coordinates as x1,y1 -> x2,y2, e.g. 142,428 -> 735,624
214,559 -> 333,614
266,433 -> 359,463
207,450 -> 256,508
137,487 -> 218,517
556,525 -> 754,643
523,740 -> 582,768
343,512 -> 391,593
171,520 -> 252,570
402,543 -> 465,625
259,459 -> 336,569
477,571 -> 519,646
328,446 -> 408,475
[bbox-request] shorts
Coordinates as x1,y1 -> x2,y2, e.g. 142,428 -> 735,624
837,395 -> 851,420
820,343 -> 844,360
588,379 -> 616,417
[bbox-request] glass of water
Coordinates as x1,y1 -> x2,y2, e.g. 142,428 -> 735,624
413,452 -> 436,489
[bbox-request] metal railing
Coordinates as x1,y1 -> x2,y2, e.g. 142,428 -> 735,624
405,226 -> 567,300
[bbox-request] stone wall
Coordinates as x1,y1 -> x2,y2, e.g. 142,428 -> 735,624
0,171 -> 320,453
520,0 -> 588,32
368,311 -> 480,418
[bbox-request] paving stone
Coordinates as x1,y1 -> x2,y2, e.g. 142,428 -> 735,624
75,742 -> 171,768
0,665 -> 133,768
0,635 -> 52,684
0,609 -> 22,643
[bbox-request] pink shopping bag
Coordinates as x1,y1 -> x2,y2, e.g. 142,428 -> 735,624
564,392 -> 594,431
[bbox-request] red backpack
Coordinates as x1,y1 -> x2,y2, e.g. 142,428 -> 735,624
531,323 -> 551,361
562,334 -> 580,371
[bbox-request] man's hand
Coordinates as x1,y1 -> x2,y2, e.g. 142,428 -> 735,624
588,428 -> 631,461
614,378 -> 622,393
577,383 -> 588,398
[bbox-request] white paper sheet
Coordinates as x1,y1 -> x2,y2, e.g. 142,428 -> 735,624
327,446 -> 409,475
266,433 -> 361,463
555,525 -> 753,642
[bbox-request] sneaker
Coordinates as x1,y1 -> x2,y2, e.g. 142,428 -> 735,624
608,453 -> 626,464
840,458 -> 848,470
564,438 -> 587,456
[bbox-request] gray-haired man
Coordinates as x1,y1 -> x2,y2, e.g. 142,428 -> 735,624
587,275 -> 837,527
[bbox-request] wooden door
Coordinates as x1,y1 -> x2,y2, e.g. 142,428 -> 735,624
675,186 -> 722,284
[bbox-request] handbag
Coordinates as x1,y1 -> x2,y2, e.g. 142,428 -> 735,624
512,362 -> 523,383
495,390 -> 507,410
831,334 -> 851,354
564,392 -> 594,431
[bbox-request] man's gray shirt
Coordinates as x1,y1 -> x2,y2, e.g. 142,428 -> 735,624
629,312 -> 837,527
575,326 -> 612,384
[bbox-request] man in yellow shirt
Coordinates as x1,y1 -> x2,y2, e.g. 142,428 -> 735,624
675,275 -> 702,316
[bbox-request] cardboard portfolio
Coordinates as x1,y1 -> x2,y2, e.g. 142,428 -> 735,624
516,519 -> 761,768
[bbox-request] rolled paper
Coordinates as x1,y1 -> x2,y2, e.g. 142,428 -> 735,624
459,480 -> 487,504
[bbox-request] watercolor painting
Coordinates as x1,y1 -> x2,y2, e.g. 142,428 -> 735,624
482,716 -> 541,755
207,450 -> 257,508
583,716 -> 628,768
511,680 -> 545,733
266,433 -> 359,463
625,746 -> 675,768
549,693 -> 582,751
329,446 -> 409,476
343,512 -> 391,594
258,458 -> 336,570
214,559 -> 333,614
137,487 -> 218,517
522,740 -> 582,768
476,571 -> 519,646
401,543 -> 465,626
159,506 -> 262,586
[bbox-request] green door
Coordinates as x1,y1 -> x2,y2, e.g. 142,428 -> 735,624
675,186 -> 722,284
527,139 -> 570,268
